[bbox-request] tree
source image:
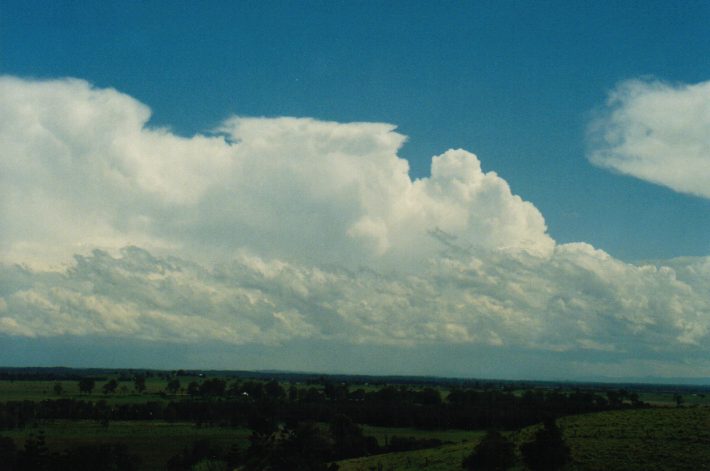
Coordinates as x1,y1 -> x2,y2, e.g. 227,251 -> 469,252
462,430 -> 515,470
674,394 -> 684,407
167,439 -> 225,471
0,436 -> 18,471
416,387 -> 442,405
244,421 -> 336,471
134,375 -> 146,394
329,414 -> 377,459
187,381 -> 201,397
17,430 -> 49,470
54,444 -> 139,470
102,379 -> 119,395
264,380 -> 285,400
166,378 -> 181,395
520,419 -> 570,471
288,384 -> 298,402
200,378 -> 227,397
52,382 -> 63,396
78,378 -> 95,394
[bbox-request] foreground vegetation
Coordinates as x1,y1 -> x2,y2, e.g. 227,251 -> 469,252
559,407 -> 710,470
0,367 -> 708,470
338,408 -> 710,470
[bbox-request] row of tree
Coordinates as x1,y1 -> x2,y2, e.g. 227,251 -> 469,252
0,383 -> 646,432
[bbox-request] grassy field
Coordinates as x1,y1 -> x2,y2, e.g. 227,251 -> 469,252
2,420 -> 251,470
3,375 -> 710,470
0,376 -> 203,403
339,407 -> 710,471
338,440 -> 478,471
556,407 -> 710,471
362,425 -> 484,447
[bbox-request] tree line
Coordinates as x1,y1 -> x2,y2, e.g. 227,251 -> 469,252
0,379 -> 646,432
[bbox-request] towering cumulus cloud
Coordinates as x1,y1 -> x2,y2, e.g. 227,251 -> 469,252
2,76 -> 710,378
0,76 -> 552,268
588,79 -> 710,199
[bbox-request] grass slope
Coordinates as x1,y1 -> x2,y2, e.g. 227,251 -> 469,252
337,440 -> 477,471
557,407 -> 710,471
339,407 -> 710,471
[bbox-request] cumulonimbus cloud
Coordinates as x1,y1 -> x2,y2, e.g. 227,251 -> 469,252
588,78 -> 710,199
2,76 -> 710,377
0,76 -> 553,269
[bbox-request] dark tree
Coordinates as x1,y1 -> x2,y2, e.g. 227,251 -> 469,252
324,382 -> 348,402
165,378 -> 181,395
166,439 -> 224,471
416,387 -> 442,405
289,384 -> 298,402
102,379 -> 119,395
264,380 -> 286,400
674,394 -> 684,407
78,378 -> 95,394
186,381 -> 201,397
18,431 -> 50,470
244,421 -> 336,471
520,419 -> 570,471
0,436 -> 18,471
52,444 -> 139,471
134,375 -> 146,394
462,430 -> 515,470
227,380 -> 242,397
200,378 -> 227,397
329,414 -> 377,459
52,382 -> 63,396
242,381 -> 264,400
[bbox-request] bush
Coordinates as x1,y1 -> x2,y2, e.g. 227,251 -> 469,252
462,430 -> 514,470
520,419 -> 570,471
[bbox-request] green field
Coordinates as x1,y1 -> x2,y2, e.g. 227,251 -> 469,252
3,373 -> 710,470
338,440 -> 478,471
557,407 -> 710,471
362,425 -> 484,447
338,407 -> 710,471
0,375 -> 219,404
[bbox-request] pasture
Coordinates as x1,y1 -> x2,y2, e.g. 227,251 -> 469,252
2,369 -> 710,470
338,407 -> 710,470
558,407 -> 710,470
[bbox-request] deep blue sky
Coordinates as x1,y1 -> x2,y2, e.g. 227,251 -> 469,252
3,0 -> 710,260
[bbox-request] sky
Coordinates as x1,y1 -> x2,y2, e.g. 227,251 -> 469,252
1,1 -> 710,381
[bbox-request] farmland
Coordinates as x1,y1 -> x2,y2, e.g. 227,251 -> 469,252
1,367 -> 709,470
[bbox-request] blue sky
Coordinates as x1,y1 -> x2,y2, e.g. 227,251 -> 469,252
2,1 -> 710,380
4,0 -> 710,260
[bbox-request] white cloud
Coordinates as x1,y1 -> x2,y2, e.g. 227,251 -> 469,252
0,76 -> 553,269
2,76 -> 710,378
588,78 -> 710,199
1,245 -> 709,373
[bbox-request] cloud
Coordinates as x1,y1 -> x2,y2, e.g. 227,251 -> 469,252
0,76 -> 553,269
2,76 -> 710,378
588,78 -> 710,199
1,245 -> 709,376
